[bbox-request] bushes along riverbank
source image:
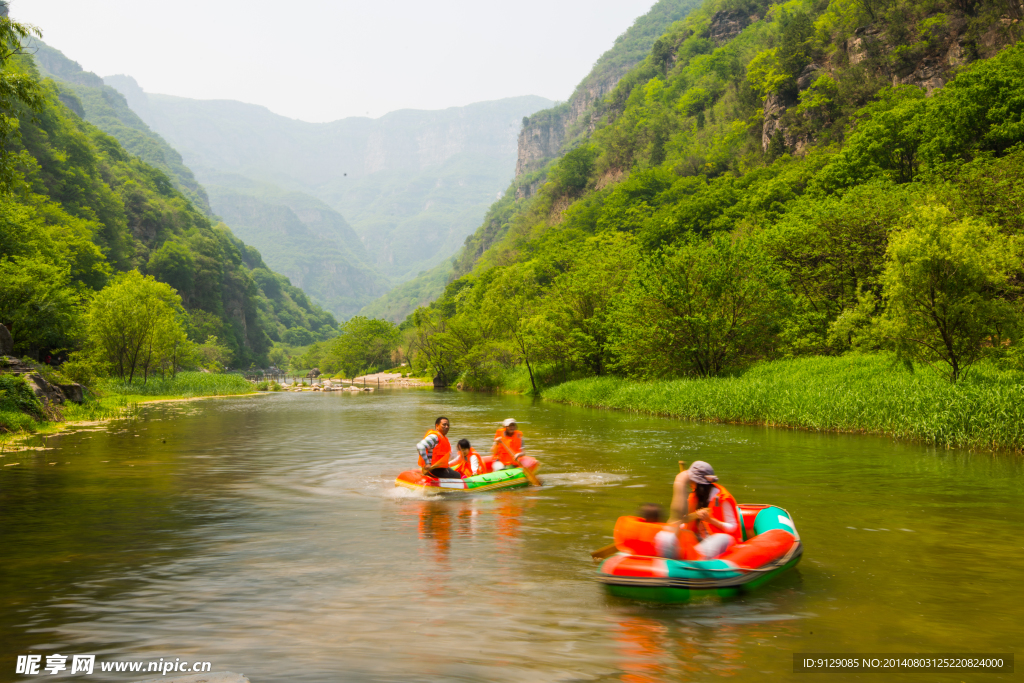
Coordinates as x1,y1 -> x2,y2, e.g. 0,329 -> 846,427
541,355 -> 1024,452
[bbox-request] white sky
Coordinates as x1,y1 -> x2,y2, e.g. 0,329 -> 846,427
13,0 -> 657,122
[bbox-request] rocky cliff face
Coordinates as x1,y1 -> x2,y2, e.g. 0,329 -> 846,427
761,11 -> 1023,153
514,73 -> 623,181
707,9 -> 752,46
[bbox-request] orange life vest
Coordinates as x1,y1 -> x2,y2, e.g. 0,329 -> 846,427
452,448 -> 485,478
418,429 -> 451,470
613,516 -> 667,556
493,428 -> 523,466
685,483 -> 742,543
612,517 -> 701,560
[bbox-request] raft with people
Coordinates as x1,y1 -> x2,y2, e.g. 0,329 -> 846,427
397,416 -> 541,493
395,454 -> 541,493
597,503 -> 802,602
593,460 -> 802,602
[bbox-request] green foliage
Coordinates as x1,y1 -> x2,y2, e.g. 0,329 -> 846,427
550,145 -> 600,197
612,234 -> 792,377
0,48 -> 336,368
395,9 -> 1024,398
99,371 -> 251,397
328,316 -> 400,376
875,205 -> 1022,381
191,335 -> 232,372
0,373 -> 45,426
59,350 -> 101,386
85,270 -> 189,382
0,255 -> 82,354
282,327 -> 314,346
0,16 -> 43,191
544,354 -> 1024,451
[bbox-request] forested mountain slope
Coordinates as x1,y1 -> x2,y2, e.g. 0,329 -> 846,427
1,40 -> 337,366
32,41 -> 388,321
202,175 -> 392,318
100,77 -> 553,284
402,0 -> 1024,390
29,40 -> 213,216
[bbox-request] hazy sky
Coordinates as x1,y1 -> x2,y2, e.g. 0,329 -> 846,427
14,0 -> 657,122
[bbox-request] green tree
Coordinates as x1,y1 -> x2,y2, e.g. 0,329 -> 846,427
532,234 -> 637,376
191,334 -> 231,373
876,205 -> 1021,382
612,234 -> 792,378
85,270 -> 187,382
147,240 -> 195,306
409,307 -> 461,386
282,327 -> 314,346
0,255 -> 81,355
329,316 -> 399,376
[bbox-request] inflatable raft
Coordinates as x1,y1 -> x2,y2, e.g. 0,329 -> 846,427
395,455 -> 540,493
598,504 -> 802,602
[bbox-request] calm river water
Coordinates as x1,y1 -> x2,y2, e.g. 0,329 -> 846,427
2,390 -> 1021,682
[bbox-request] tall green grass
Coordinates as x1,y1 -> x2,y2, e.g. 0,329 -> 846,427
542,354 -> 1024,452
99,371 -> 253,398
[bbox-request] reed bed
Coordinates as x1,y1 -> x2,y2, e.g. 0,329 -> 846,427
542,355 -> 1024,452
99,372 -> 253,398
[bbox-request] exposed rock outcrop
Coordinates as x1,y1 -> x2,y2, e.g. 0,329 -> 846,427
0,356 -> 85,406
708,10 -> 751,46
763,13 -> 1022,153
761,92 -> 788,152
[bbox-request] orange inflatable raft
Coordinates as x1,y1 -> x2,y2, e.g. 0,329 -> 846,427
598,504 -> 802,602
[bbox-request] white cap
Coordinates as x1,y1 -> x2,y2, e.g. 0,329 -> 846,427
502,418 -> 517,427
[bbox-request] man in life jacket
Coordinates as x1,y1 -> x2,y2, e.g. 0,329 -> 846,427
492,418 -> 525,471
451,438 -> 487,478
416,416 -> 461,479
668,460 -> 742,559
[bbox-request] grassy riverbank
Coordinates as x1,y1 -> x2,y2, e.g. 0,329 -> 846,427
541,355 -> 1024,452
0,372 -> 255,448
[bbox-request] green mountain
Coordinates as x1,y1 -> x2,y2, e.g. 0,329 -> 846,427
32,41 -> 393,321
200,174 -> 391,318
3,42 -> 337,366
399,0 -> 1024,388
29,40 -> 213,215
100,76 -> 554,283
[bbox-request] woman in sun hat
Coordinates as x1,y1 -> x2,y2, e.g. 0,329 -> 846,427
667,461 -> 742,560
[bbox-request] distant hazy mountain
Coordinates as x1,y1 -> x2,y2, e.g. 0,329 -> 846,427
200,174 -> 391,318
102,76 -> 554,284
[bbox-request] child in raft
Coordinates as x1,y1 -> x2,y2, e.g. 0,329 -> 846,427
450,439 -> 487,479
648,461 -> 742,560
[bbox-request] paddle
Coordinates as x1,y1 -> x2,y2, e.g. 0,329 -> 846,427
589,461 -> 688,562
515,455 -> 541,487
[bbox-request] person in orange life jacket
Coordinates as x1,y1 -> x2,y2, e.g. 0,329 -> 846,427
640,503 -> 684,559
666,461 -> 741,559
416,416 -> 461,479
491,418 -> 525,471
451,438 -> 487,478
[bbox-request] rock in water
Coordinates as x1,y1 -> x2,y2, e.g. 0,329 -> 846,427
0,324 -> 12,356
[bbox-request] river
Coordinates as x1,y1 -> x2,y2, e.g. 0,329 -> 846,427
1,390 -> 1021,682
